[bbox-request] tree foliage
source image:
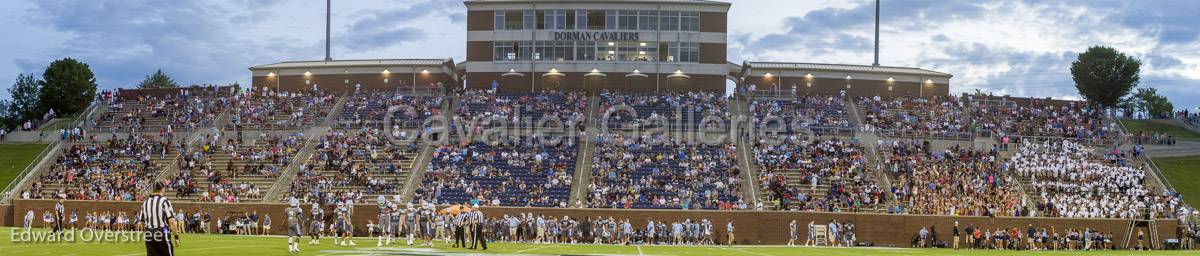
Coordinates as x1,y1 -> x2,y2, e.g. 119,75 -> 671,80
38,57 -> 97,115
1130,87 -> 1174,118
0,74 -> 43,129
137,69 -> 179,89
1070,46 -> 1141,109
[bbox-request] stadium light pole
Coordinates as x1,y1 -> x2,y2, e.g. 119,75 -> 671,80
873,0 -> 880,66
325,0 -> 332,62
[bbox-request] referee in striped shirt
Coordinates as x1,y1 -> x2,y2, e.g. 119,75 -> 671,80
138,183 -> 181,256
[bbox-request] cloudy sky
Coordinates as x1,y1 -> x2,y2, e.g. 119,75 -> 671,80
1,0 -> 1198,109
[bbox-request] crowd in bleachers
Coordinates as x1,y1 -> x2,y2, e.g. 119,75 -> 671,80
881,139 -> 1023,216
748,95 -> 853,135
858,96 -> 970,139
1009,140 -> 1186,219
970,98 -> 1114,141
414,135 -> 577,207
586,134 -> 745,210
23,133 -> 175,201
338,91 -> 443,129
754,136 -> 884,211
170,131 -> 304,203
96,92 -> 231,132
228,88 -> 335,129
454,89 -> 587,130
287,128 -> 421,204
597,91 -> 728,131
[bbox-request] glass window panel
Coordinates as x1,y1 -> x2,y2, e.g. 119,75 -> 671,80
523,11 -> 535,30
494,12 -> 504,30
605,10 -> 617,30
576,10 -> 588,30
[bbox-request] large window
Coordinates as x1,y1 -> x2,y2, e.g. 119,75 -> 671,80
605,10 -> 618,30
575,41 -> 595,60
535,41 -> 573,61
617,10 -> 637,30
660,11 -> 680,31
659,11 -> 699,31
495,11 -> 526,30
680,11 -> 699,31
497,9 -> 699,31
666,42 -> 698,62
637,10 -> 658,31
522,10 -> 535,30
493,41 -> 516,61
493,41 -> 676,62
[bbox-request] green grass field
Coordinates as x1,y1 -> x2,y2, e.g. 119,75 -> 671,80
0,228 -> 1191,256
0,143 -> 48,191
1121,119 -> 1200,140
1154,155 -> 1200,207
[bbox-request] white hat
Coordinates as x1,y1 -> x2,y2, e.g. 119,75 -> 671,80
289,198 -> 299,207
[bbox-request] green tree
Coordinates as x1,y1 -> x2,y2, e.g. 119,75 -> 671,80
7,73 -> 42,121
137,69 -> 179,89
1131,87 -> 1173,118
38,58 -> 97,116
1070,46 -> 1141,109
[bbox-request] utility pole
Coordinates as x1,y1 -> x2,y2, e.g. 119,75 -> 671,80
873,0 -> 880,66
325,0 -> 332,62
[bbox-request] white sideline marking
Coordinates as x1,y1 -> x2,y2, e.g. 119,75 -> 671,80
113,245 -> 265,256
512,245 -> 556,254
637,245 -> 644,255
727,247 -> 772,256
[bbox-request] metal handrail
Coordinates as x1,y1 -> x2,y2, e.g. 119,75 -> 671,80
1,100 -> 101,201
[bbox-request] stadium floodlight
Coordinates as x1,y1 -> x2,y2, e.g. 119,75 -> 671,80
421,69 -> 430,74
764,72 -> 773,78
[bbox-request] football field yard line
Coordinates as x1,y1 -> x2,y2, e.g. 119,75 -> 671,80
637,245 -> 644,255
727,247 -> 773,256
512,244 -> 557,254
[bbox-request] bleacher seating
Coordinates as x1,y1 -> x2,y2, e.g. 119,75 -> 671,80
25,133 -> 177,201
748,95 -> 853,135
226,89 -> 335,130
170,131 -> 305,202
858,96 -> 970,139
285,128 -> 422,204
586,133 -> 743,210
970,97 -> 1115,141
880,139 -> 1022,216
453,89 -> 587,130
414,135 -> 577,207
597,91 -> 729,131
337,91 -> 443,129
753,135 -> 884,211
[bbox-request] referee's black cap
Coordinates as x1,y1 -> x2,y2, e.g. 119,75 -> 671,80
153,182 -> 165,193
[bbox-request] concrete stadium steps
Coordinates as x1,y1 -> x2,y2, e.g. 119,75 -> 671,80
568,94 -> 600,205
33,142 -> 179,198
90,97 -> 226,133
171,133 -> 305,202
300,146 -> 422,203
224,97 -> 335,130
